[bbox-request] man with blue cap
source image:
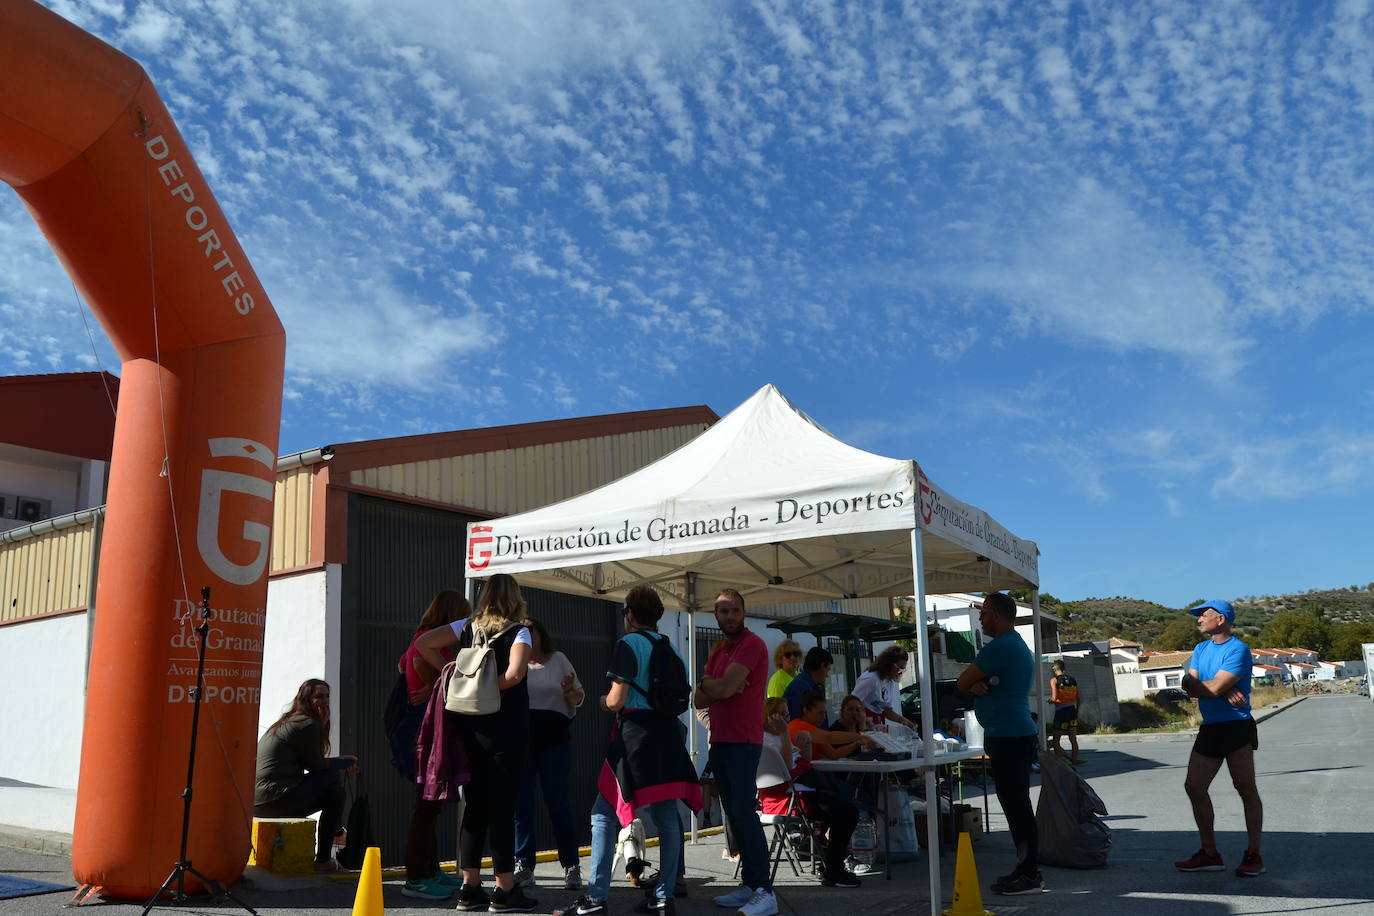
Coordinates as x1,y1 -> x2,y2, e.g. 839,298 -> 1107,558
1173,599 -> 1264,878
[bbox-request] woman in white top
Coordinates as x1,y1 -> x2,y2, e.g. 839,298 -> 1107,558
513,617 -> 585,890
851,646 -> 916,730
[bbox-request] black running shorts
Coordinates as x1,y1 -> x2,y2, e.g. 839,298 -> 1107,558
1193,718 -> 1258,759
1052,706 -> 1078,729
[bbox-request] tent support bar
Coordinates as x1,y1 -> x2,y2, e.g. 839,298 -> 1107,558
727,547 -> 773,583
777,541 -> 850,595
910,529 -> 943,916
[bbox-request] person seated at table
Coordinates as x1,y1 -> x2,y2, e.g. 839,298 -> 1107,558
254,678 -> 358,872
763,698 -> 861,888
788,691 -> 875,760
784,647 -> 833,724
851,647 -> 917,731
767,640 -> 803,699
834,695 -> 870,735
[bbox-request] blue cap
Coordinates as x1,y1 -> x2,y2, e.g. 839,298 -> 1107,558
1188,599 -> 1234,624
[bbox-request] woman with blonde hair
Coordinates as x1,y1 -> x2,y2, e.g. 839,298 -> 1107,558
418,574 -> 536,912
766,640 -> 802,699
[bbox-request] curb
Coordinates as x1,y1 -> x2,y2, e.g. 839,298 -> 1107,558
0,823 -> 72,856
1078,695 -> 1306,745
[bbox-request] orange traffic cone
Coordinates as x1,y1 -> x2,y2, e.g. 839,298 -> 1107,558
352,846 -> 384,916
943,831 -> 993,916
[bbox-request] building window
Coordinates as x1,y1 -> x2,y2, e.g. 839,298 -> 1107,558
1146,675 -> 1158,689
1166,674 -> 1181,687
694,627 -> 723,674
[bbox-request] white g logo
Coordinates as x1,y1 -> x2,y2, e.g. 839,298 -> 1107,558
197,437 -> 275,586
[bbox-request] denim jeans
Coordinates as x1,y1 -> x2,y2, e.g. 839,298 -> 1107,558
514,740 -> 580,867
587,795 -> 682,901
709,742 -> 770,891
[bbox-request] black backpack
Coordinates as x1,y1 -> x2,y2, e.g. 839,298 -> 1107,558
632,631 -> 691,718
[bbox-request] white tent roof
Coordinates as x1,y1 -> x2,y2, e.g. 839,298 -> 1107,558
464,384 -> 1037,606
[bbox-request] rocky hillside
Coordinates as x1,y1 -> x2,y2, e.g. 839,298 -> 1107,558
1046,587 -> 1374,649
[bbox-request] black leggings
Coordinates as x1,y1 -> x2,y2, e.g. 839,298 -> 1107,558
986,735 -> 1038,877
459,730 -> 525,875
254,769 -> 345,861
406,788 -> 444,881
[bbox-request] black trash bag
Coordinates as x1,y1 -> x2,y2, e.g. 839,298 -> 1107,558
336,791 -> 374,870
1035,750 -> 1110,868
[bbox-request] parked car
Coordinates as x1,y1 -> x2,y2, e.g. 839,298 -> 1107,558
899,678 -> 965,727
1149,688 -> 1190,704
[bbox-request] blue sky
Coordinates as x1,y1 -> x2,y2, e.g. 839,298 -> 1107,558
3,0 -> 1373,607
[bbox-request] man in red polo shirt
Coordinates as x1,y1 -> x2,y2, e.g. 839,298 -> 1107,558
694,589 -> 775,916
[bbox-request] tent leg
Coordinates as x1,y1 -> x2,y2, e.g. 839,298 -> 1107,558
910,530 -> 941,916
685,572 -> 699,846
1031,588 -> 1046,753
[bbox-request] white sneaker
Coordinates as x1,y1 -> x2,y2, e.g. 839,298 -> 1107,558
713,885 -> 753,908
737,888 -> 777,916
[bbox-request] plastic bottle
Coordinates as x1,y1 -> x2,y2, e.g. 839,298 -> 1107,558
849,811 -> 878,868
964,709 -> 984,746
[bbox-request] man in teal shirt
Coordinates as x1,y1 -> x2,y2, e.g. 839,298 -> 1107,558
957,592 -> 1041,896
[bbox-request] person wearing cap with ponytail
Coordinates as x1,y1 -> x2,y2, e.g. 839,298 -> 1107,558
1174,599 -> 1265,878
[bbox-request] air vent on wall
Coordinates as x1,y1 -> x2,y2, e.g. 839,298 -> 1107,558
16,497 -> 51,524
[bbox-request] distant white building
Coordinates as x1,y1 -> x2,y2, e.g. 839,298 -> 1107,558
1139,651 -> 1191,693
922,592 -> 1061,681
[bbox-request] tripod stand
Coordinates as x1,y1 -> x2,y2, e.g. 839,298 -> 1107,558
141,586 -> 257,916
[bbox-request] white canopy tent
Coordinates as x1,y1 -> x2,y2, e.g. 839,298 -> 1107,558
464,385 -> 1041,914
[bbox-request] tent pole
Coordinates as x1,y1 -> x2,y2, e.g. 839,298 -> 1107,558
685,572 -> 699,845
1031,588 -> 1046,752
910,529 -> 941,916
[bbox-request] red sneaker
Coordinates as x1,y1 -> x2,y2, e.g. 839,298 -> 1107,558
1235,850 -> 1265,877
1174,849 -> 1225,872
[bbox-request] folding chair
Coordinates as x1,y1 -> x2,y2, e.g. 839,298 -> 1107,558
753,745 -> 819,882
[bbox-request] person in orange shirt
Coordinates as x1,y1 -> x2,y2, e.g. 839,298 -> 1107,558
788,691 -> 875,759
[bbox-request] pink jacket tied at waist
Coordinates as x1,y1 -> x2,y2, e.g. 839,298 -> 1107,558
417,665 -> 470,801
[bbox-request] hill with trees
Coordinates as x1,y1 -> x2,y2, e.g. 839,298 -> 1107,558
1037,586 -> 1374,659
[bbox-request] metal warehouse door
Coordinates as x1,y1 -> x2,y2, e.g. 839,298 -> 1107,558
341,493 -> 619,867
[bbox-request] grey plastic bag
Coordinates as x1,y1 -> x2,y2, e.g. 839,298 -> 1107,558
1035,750 -> 1111,868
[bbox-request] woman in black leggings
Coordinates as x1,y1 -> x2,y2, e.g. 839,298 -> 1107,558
253,679 -> 357,871
417,574 -> 535,913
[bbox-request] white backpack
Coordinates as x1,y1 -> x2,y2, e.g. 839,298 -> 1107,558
444,622 -> 518,715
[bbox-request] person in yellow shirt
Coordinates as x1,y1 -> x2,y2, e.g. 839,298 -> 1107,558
766,640 -> 802,699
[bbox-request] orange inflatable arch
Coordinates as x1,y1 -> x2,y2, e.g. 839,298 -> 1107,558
1,0 -> 284,898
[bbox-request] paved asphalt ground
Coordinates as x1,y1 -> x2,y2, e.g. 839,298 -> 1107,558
3,694 -> 1372,915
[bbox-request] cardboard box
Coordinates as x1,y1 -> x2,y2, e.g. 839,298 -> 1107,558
955,805 -> 983,840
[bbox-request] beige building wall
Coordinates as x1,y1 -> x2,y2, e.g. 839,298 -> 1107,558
348,425 -> 703,516
1,417 -> 711,625
0,519 -> 97,622
271,464 -> 316,572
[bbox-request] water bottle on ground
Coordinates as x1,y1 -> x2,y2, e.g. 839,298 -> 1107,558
849,811 -> 878,873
